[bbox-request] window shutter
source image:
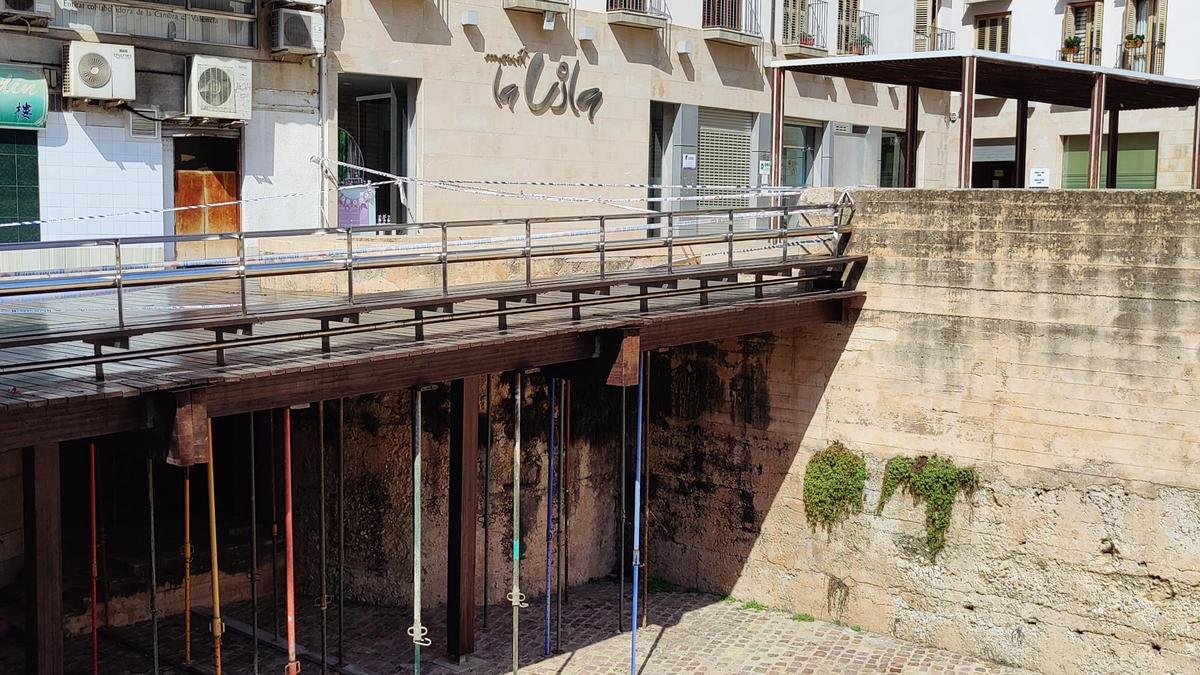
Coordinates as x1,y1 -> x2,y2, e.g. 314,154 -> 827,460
1000,14 -> 1011,53
914,0 -> 932,51
1124,1 -> 1138,38
1153,0 -> 1168,74
783,0 -> 797,44
697,107 -> 753,219
1062,5 -> 1073,46
976,15 -> 1011,53
1091,2 -> 1103,63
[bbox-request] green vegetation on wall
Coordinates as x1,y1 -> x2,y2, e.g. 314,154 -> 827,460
802,441 -> 868,531
877,455 -> 979,560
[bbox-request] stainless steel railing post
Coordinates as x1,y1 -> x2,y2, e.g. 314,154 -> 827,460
666,213 -> 674,274
781,206 -> 790,262
727,210 -> 735,268
345,229 -> 355,303
114,239 -> 125,328
237,233 -> 248,315
599,216 -> 607,279
441,224 -> 449,295
524,219 -> 532,287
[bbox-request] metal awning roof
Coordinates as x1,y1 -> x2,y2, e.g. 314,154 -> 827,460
770,50 -> 1200,111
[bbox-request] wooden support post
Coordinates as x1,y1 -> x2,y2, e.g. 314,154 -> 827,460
447,376 -> 481,661
1087,73 -> 1107,190
904,86 -> 919,188
1014,99 -> 1029,188
1107,107 -> 1120,190
23,442 -> 63,675
958,56 -> 977,189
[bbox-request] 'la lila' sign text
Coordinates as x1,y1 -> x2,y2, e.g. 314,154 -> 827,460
492,52 -> 603,122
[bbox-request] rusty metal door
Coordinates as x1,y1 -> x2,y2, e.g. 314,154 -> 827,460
173,136 -> 240,261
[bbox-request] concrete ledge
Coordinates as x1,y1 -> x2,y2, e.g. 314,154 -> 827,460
607,10 -> 668,30
503,0 -> 570,14
781,43 -> 828,59
702,27 -> 762,47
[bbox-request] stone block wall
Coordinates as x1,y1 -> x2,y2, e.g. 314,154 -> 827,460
646,190 -> 1200,674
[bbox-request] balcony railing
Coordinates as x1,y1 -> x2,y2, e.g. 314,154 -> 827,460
607,0 -> 668,17
914,26 -> 954,51
703,0 -> 761,36
782,0 -> 827,51
838,10 -> 876,55
1056,47 -> 1099,65
1119,42 -> 1164,74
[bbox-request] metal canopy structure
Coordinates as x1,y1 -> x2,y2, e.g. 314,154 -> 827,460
768,49 -> 1200,190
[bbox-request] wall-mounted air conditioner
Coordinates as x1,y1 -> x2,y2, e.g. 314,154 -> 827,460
62,41 -> 136,101
283,0 -> 325,7
0,0 -> 53,20
271,8 -> 325,56
186,55 -> 252,120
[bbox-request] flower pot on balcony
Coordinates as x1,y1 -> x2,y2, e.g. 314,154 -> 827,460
851,44 -> 864,55
800,34 -> 815,46
1061,47 -> 1079,57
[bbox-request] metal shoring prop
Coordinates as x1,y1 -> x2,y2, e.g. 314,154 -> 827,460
206,419 -> 224,675
269,411 -> 280,639
555,379 -> 564,652
146,452 -> 160,674
408,387 -> 433,673
618,385 -> 626,634
183,465 -> 192,665
640,361 -> 650,629
319,401 -> 329,674
283,408 -> 300,675
482,375 -> 492,629
507,372 -> 529,674
562,380 -> 570,608
89,442 -> 98,675
629,352 -> 646,675
337,398 -> 346,666
250,412 -> 259,674
543,378 -> 556,658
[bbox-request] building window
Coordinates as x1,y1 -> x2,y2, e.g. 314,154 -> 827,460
1122,0 -> 1166,74
1062,133 -> 1158,189
1062,3 -> 1102,65
0,130 -> 40,243
975,13 -> 1010,53
879,131 -> 907,188
50,0 -> 256,48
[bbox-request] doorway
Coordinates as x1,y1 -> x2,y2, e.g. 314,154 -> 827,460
337,74 -> 411,228
173,136 -> 240,260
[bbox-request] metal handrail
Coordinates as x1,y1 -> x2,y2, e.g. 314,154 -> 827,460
0,204 -> 843,323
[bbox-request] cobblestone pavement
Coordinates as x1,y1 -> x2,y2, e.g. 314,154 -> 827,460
1,581 -> 1032,674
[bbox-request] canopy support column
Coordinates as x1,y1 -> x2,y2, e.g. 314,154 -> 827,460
958,56 -> 977,188
1014,99 -> 1029,188
1107,107 -> 1121,189
1087,73 -> 1108,189
24,442 -> 63,675
904,86 -> 919,187
1192,96 -> 1200,189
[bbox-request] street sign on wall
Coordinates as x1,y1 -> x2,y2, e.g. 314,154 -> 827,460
0,64 -> 48,130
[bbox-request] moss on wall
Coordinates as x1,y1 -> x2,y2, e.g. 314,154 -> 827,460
877,455 -> 979,560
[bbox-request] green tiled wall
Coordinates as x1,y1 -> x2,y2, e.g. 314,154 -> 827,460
0,129 -> 40,243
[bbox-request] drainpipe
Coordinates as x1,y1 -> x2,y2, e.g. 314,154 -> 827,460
283,407 -> 300,675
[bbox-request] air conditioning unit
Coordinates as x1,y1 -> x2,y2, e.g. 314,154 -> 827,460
186,55 -> 252,120
62,41 -> 136,101
0,0 -> 53,20
284,0 -> 325,7
271,8 -> 325,56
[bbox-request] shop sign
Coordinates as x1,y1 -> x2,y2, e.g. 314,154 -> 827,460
0,64 -> 48,130
492,52 -> 603,122
338,185 -> 377,228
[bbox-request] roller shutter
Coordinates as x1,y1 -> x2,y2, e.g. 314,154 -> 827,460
697,107 -> 752,214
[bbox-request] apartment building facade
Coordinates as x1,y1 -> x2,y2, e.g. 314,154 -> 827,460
0,0 -> 324,265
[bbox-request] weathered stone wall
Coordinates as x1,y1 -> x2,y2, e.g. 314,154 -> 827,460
292,375 -> 620,610
647,190 -> 1200,675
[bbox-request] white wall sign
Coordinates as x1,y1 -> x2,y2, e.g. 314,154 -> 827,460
1029,168 -> 1051,189
758,159 -> 771,179
681,153 -> 696,170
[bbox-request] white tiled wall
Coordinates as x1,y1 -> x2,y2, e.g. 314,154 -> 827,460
37,110 -> 165,241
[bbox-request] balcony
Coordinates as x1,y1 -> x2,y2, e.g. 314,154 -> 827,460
702,0 -> 762,47
607,0 -> 669,30
1119,42 -> 1163,74
914,26 -> 955,51
503,0 -> 570,16
837,10 -> 877,55
1057,47 -> 1100,65
781,0 -> 828,59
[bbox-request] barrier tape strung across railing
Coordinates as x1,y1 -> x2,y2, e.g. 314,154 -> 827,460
0,207 -> 833,280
